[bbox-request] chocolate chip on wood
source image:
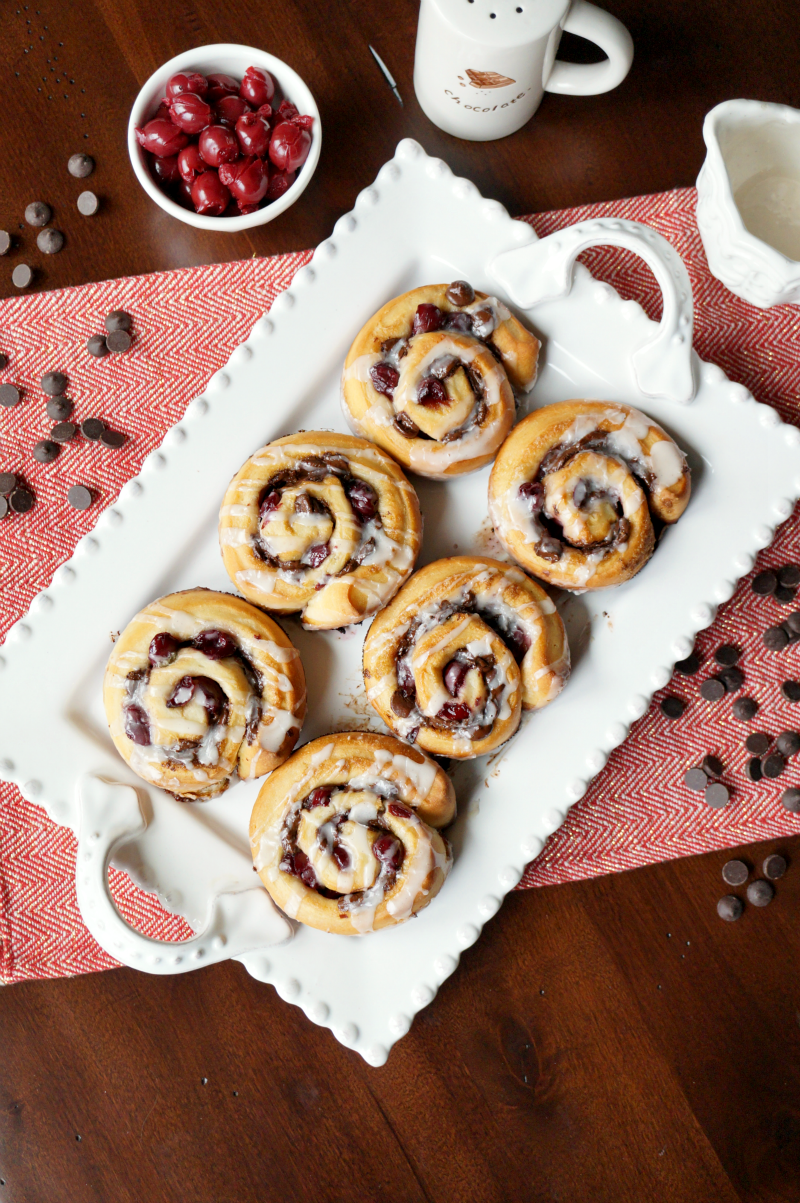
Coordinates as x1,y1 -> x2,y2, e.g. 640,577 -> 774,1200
25,201 -> 51,227
733,697 -> 758,721
763,854 -> 787,880
0,231 -> 11,255
37,228 -> 64,254
12,264 -> 33,289
746,879 -> 774,907
77,190 -> 99,216
717,895 -> 744,922
67,485 -> 92,510
68,153 -> 95,178
722,859 -> 749,886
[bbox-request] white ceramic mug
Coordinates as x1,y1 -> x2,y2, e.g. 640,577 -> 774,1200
414,0 -> 633,142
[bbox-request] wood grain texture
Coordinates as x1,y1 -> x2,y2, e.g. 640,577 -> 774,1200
2,1 -> 800,1201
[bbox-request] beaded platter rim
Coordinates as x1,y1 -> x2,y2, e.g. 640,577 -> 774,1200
1,139 -> 800,1066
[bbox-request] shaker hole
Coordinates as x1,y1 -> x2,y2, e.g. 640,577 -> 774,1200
490,10 -> 496,15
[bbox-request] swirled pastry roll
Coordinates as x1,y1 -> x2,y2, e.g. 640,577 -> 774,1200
104,589 -> 306,800
488,401 -> 691,590
219,432 -> 422,630
341,281 -> 540,479
363,556 -> 569,759
250,732 -> 455,934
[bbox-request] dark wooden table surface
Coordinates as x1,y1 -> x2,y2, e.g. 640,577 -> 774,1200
2,1 -> 800,1200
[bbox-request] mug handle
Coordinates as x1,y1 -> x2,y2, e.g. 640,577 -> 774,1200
491,217 -> 696,404
545,0 -> 634,96
75,774 -> 291,974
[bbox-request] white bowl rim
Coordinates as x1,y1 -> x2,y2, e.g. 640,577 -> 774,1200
127,42 -> 322,233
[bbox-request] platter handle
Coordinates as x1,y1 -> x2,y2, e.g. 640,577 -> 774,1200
491,217 -> 696,404
75,774 -> 291,974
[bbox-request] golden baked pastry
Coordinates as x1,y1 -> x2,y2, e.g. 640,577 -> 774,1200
488,400 -> 691,590
341,281 -> 540,479
250,732 -> 454,934
219,432 -> 422,630
363,556 -> 569,759
104,588 -> 306,800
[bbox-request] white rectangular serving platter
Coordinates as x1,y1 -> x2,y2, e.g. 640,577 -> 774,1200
2,140 -> 800,1067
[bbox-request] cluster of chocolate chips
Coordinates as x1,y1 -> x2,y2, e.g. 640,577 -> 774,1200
86,310 -> 133,357
717,853 -> 787,921
0,157 -> 98,289
684,755 -> 729,807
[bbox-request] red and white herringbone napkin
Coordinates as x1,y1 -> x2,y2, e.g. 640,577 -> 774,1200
1,186 -> 799,983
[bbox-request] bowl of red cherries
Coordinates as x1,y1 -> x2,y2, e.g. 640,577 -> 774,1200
127,43 -> 321,231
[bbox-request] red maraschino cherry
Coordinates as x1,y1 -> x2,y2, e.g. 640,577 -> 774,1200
205,72 -> 239,102
169,92 -> 212,134
191,170 -> 230,215
165,71 -> 208,100
235,111 -> 271,157
255,103 -> 273,126
218,156 -> 269,206
150,153 -> 181,184
198,124 -> 240,167
135,118 -> 188,157
269,121 -> 311,172
177,143 -> 204,183
214,95 -> 252,127
240,65 -> 275,107
265,169 -> 295,201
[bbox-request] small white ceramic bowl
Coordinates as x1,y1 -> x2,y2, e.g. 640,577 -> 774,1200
127,43 -> 322,232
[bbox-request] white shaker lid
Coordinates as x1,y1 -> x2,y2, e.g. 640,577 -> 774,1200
425,0 -> 571,44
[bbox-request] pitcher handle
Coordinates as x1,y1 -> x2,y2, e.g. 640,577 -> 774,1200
491,216 -> 696,404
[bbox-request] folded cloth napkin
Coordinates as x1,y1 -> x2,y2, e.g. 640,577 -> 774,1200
1,186 -> 798,982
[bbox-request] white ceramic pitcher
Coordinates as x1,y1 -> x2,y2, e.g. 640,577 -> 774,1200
413,0 -> 633,141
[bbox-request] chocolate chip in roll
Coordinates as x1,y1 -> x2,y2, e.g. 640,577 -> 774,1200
103,588 -> 306,800
250,732 -> 454,935
363,555 -> 570,759
219,432 -> 422,631
488,400 -> 691,591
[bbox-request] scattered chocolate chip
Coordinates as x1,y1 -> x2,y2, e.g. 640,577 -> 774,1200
733,697 -> 759,721
781,787 -> 800,813
705,782 -> 730,808
46,397 -> 72,421
718,666 -> 744,692
0,231 -> 11,255
12,264 -> 33,289
37,228 -> 64,254
0,353 -> 7,369
86,333 -> 108,357
775,585 -> 797,604
445,280 -> 475,307
25,201 -> 51,227
700,677 -> 726,701
0,472 -> 17,495
684,767 -> 708,792
779,564 -> 800,588
762,751 -> 785,779
764,625 -> 790,651
104,310 -> 132,333
68,153 -> 95,178
50,421 -> 76,443
746,756 -> 764,782
746,879 -> 774,907
100,429 -> 127,449
781,680 -> 800,702
714,644 -> 741,666
776,730 -> 800,757
32,439 -> 59,464
722,859 -> 749,886
763,853 -> 787,880
0,496 -> 6,519
717,895 -> 744,922
9,487 -> 34,513
753,570 -> 778,595
67,484 -> 92,510
81,418 -> 105,440
106,329 -> 131,353
786,611 -> 800,635
661,695 -> 686,719
0,384 -> 21,408
77,190 -> 99,216
745,732 -> 771,755
674,651 -> 701,675
702,754 -> 724,777
41,371 -> 67,396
